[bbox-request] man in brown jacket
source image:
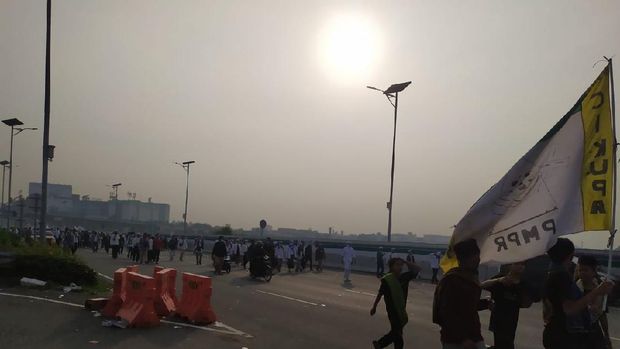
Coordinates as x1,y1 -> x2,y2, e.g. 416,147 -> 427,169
433,239 -> 487,349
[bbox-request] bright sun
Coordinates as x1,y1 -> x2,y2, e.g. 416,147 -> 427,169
319,14 -> 381,80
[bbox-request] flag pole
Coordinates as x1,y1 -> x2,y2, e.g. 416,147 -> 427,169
604,56 -> 617,310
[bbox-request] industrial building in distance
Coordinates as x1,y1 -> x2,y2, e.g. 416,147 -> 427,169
4,182 -> 171,231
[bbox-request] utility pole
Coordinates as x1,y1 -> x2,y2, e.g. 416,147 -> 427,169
39,0 -> 52,243
175,161 -> 195,236
367,81 -> 412,242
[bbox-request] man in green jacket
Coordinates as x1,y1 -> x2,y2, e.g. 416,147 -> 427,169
370,256 -> 421,349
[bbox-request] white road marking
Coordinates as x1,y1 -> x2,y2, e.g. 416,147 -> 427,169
611,336 -> 620,342
0,292 -> 252,338
255,289 -> 320,306
0,292 -> 83,308
98,272 -> 113,281
345,289 -> 376,297
160,320 -> 252,338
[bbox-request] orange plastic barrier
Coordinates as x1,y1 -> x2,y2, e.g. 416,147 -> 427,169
153,265 -> 164,275
101,268 -> 128,317
116,272 -> 160,327
154,268 -> 177,316
127,265 -> 139,273
177,272 -> 217,324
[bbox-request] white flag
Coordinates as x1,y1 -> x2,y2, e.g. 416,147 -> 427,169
442,66 -> 614,270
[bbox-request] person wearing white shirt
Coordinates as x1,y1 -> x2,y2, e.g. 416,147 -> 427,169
286,242 -> 296,272
342,243 -> 356,282
178,238 -> 188,262
240,241 -> 249,269
274,242 -> 285,272
429,252 -> 441,284
110,232 -> 120,259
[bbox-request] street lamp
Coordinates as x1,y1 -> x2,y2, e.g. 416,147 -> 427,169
175,160 -> 195,236
2,117 -> 38,229
0,160 -> 9,213
109,183 -> 122,200
367,81 -> 412,242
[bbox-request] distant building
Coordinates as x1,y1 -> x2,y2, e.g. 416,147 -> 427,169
28,182 -> 170,224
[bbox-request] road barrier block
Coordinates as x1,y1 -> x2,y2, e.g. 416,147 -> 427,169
153,265 -> 164,274
177,272 -> 217,324
116,272 -> 160,327
85,297 -> 108,311
127,265 -> 139,273
154,268 -> 177,316
101,268 -> 129,317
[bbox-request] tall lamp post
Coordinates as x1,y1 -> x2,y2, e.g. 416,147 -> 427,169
1,160 -> 9,214
38,0 -> 52,242
367,81 -> 412,242
110,183 -> 122,200
175,161 -> 195,236
2,118 -> 38,229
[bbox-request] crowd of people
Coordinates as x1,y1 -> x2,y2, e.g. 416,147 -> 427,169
369,238 -> 615,349
209,236 -> 328,276
41,228 -> 615,349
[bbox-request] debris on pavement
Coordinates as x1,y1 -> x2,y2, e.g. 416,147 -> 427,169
20,277 -> 47,287
101,319 -> 128,329
62,282 -> 82,293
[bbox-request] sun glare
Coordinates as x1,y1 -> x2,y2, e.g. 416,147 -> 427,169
319,14 -> 381,81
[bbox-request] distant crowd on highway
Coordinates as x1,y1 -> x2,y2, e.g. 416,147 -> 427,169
30,228 -> 617,349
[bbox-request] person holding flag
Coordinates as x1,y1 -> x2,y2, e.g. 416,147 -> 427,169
542,238 -> 614,349
370,257 -> 421,349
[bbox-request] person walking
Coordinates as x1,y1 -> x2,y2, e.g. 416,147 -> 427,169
241,240 -> 249,269
370,257 -> 421,349
212,236 -> 227,275
168,235 -> 177,261
315,242 -> 325,272
285,241 -> 296,273
304,242 -> 313,271
147,235 -> 154,263
430,252 -> 441,284
153,234 -> 163,264
194,237 -> 204,265
274,242 -> 284,272
110,232 -> 120,259
482,262 -> 531,349
433,239 -> 487,349
118,234 -> 125,255
376,247 -> 385,277
576,255 -> 613,349
131,234 -> 141,262
178,237 -> 188,262
542,238 -> 614,349
342,243 -> 356,283
139,233 -> 148,264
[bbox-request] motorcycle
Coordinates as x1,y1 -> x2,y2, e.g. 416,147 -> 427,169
223,255 -> 232,274
249,255 -> 272,282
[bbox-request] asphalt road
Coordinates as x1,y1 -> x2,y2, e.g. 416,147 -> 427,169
1,249 -> 618,349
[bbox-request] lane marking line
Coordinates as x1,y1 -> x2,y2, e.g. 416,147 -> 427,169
255,289 -> 319,306
345,289 -> 376,297
0,292 -> 84,308
98,272 -> 113,281
611,336 -> 619,342
160,320 -> 253,338
0,292 -> 252,338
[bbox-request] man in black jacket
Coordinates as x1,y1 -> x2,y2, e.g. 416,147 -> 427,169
212,236 -> 227,275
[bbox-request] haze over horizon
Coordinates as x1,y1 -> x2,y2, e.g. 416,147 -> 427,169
2,0 -> 620,248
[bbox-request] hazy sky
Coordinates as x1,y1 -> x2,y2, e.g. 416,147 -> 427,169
1,1 -> 620,248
